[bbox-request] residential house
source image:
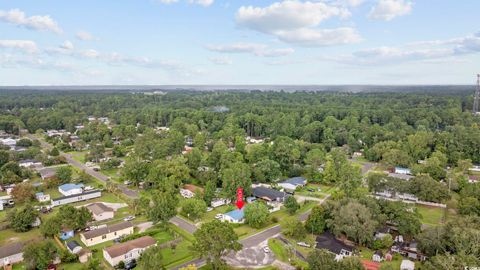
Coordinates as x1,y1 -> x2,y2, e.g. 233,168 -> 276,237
103,236 -> 156,267
86,203 -> 114,221
35,192 -> 50,203
388,173 -> 414,181
394,167 -> 412,175
391,239 -> 427,261
58,183 -> 84,196
66,241 -> 83,254
277,176 -> 307,193
400,259 -> 415,270
80,221 -> 134,247
374,227 -> 391,240
252,186 -> 288,212
211,198 -> 230,208
0,242 -> 24,267
38,167 -> 56,180
469,165 -> 480,173
180,184 -> 203,199
0,138 -> 16,149
372,250 -> 383,262
51,190 -> 102,207
222,208 -> 245,223
19,159 -> 42,168
60,227 -> 74,240
315,232 -> 354,261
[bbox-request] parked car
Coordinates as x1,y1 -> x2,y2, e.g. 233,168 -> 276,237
263,246 -> 271,253
124,180 -> 132,186
123,215 -> 135,221
297,242 -> 311,248
206,207 -> 213,212
215,214 -> 223,219
307,188 -> 315,192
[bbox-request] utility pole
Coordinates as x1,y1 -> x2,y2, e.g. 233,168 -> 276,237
473,74 -> 480,114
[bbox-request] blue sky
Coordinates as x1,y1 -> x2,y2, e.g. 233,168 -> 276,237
0,0 -> 479,85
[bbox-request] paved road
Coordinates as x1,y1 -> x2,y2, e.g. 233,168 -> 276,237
172,194 -> 331,270
170,216 -> 197,234
32,135 -> 139,198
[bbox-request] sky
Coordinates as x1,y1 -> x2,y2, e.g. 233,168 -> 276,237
0,0 -> 479,85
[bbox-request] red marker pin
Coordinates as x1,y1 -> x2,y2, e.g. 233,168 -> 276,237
236,187 -> 244,209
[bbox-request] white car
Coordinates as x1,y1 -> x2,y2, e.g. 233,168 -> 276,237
206,207 -> 213,212
124,216 -> 135,221
297,242 -> 311,248
215,214 -> 223,219
263,246 -> 271,253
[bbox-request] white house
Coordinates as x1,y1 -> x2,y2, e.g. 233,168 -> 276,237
80,221 -> 134,247
103,236 -> 156,267
0,138 -> 16,147
277,177 -> 307,192
395,167 -> 412,175
211,198 -> 230,208
0,242 -> 24,267
86,203 -> 115,221
222,209 -> 245,223
372,250 -> 383,262
51,190 -> 102,207
19,160 -> 42,168
58,183 -> 84,196
35,192 -> 50,203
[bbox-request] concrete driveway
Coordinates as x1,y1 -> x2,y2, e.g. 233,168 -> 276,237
225,239 -> 276,268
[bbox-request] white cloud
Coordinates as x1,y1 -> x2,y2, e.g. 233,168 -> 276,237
368,0 -> 412,21
0,9 -> 62,33
189,0 -> 214,7
0,40 -> 38,53
80,49 -> 100,59
206,42 -> 294,57
236,1 -> 359,46
330,32 -> 480,65
60,40 -> 74,50
157,0 -> 214,6
76,31 -> 95,41
158,0 -> 180,4
210,56 -> 233,65
274,27 -> 361,46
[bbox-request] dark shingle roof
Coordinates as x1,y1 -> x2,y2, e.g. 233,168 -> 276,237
315,232 -> 354,255
81,221 -> 133,240
252,186 -> 286,201
0,242 -> 24,258
282,177 -> 307,186
66,240 -> 81,251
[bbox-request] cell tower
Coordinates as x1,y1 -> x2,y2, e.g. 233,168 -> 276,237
474,74 -> 480,115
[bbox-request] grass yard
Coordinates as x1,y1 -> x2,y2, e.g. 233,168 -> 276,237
416,205 -> 446,226
162,238 -> 196,269
268,238 -> 289,261
66,150 -> 88,163
267,238 -> 308,269
0,227 -> 43,245
102,168 -> 122,181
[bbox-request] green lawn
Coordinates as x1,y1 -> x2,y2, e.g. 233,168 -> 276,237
268,238 -> 289,261
416,205 -> 446,226
267,238 -> 308,269
66,150 -> 88,163
0,227 -> 43,245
